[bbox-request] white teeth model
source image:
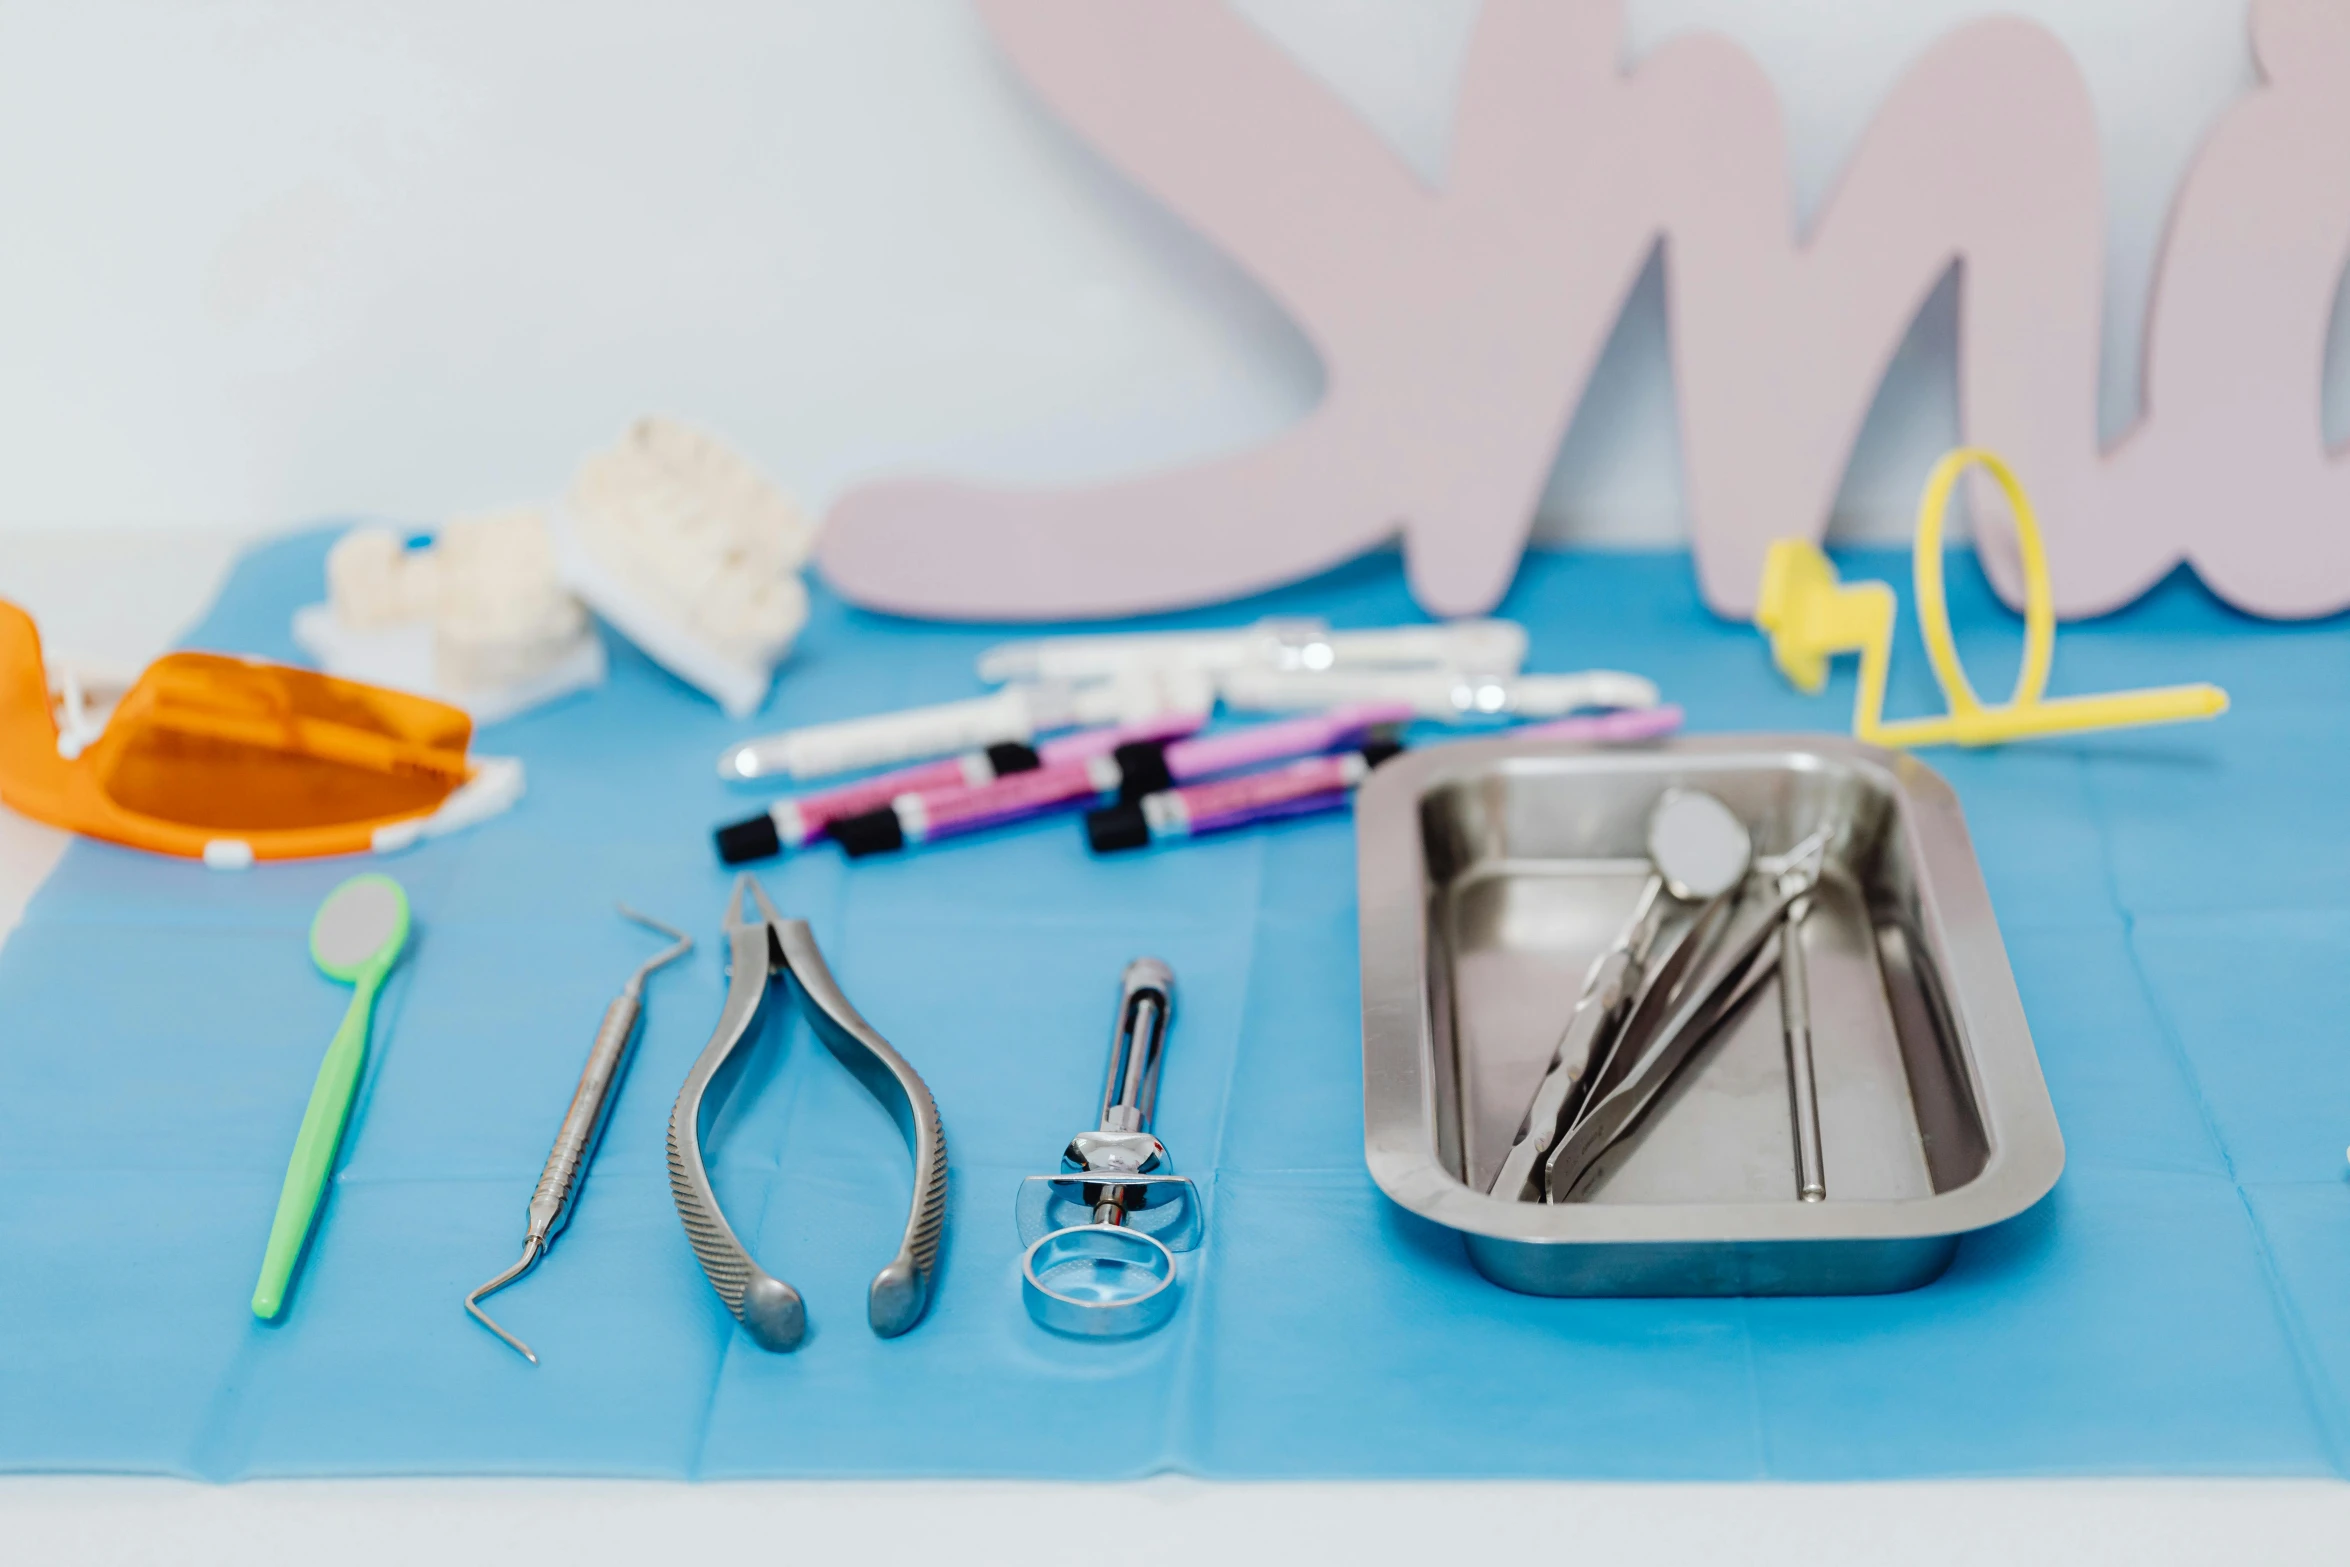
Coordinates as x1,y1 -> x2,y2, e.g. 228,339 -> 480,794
430,508 -> 595,695
552,416 -> 813,716
325,527 -> 439,630
296,510 -> 606,725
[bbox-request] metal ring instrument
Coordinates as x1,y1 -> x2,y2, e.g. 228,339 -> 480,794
1015,958 -> 1201,1338
465,905 -> 691,1364
666,874 -> 947,1352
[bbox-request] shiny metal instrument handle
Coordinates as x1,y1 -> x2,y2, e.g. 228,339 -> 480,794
771,918 -> 949,1337
1546,864 -> 1819,1201
1779,883 -> 1827,1202
666,875 -> 947,1352
1099,958 -> 1175,1134
527,992 -> 640,1243
1488,945 -> 1636,1202
468,906 -> 689,1366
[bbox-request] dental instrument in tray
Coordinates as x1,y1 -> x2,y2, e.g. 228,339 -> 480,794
1543,826 -> 1835,1203
1778,862 -> 1826,1203
464,906 -> 692,1364
975,617 -> 1528,684
1219,665 -> 1658,720
716,667 -> 1214,783
828,703 -> 1412,858
1016,959 -> 1200,1338
1487,787 -> 1751,1203
711,711 -> 1203,865
667,875 -> 947,1352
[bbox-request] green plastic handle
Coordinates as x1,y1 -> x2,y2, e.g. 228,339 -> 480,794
251,964 -> 386,1320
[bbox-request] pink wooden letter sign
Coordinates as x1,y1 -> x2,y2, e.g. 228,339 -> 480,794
818,0 -> 2350,623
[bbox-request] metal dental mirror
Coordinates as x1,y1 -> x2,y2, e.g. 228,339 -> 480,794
1488,788 -> 1751,1201
1543,826 -> 1833,1203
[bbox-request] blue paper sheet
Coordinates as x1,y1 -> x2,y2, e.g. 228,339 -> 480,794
2,531 -> 2346,1481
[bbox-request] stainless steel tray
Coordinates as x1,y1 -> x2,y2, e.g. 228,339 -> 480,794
1357,735 -> 2062,1296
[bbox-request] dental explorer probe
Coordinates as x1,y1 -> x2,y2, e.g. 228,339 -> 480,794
465,906 -> 692,1364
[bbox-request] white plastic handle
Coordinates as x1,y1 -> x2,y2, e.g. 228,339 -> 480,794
1219,667 -> 1658,721
975,619 -> 1327,685
977,617 -> 1527,685
1290,621 -> 1527,675
719,688 -> 1044,782
1491,671 -> 1660,717
1067,667 -> 1218,726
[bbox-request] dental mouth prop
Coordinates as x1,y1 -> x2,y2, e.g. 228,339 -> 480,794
1218,666 -> 1659,721
1489,787 -> 1751,1202
1544,827 -> 1835,1202
975,618 -> 1528,684
1016,959 -> 1200,1338
0,599 -> 524,865
717,666 -> 1215,783
465,906 -> 692,1364
711,711 -> 1205,864
667,875 -> 947,1351
1754,445 -> 2226,748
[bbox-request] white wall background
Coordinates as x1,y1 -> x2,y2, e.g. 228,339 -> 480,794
0,0 -> 2336,547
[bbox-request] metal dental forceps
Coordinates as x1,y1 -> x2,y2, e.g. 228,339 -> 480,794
666,874 -> 947,1352
1490,788 -> 1751,1202
1015,959 -> 1201,1337
1545,828 -> 1834,1202
465,906 -> 692,1364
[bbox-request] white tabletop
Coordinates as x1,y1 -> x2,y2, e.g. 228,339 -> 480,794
1,528 -> 2342,1565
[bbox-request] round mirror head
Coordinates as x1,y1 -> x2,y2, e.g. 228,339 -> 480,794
309,873 -> 410,981
1646,788 -> 1752,900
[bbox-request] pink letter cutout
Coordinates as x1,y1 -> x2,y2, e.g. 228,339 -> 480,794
817,0 -> 2350,623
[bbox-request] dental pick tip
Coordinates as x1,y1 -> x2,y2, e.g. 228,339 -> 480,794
465,1240 -> 545,1365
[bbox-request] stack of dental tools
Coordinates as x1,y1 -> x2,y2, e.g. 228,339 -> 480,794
828,701 -> 1410,859
1489,789 -> 1834,1206
709,616 -> 1675,864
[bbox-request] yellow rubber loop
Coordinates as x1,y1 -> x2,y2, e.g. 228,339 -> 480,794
1911,446 -> 2054,719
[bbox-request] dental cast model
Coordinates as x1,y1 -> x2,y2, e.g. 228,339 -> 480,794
553,417 -> 814,718
294,509 -> 607,725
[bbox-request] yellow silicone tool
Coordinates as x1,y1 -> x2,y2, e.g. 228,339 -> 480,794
1754,447 -> 2228,747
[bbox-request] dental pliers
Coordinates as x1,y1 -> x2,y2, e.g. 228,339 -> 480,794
665,874 -> 948,1351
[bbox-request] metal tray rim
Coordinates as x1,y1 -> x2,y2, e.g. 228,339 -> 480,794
1357,733 -> 2064,1251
